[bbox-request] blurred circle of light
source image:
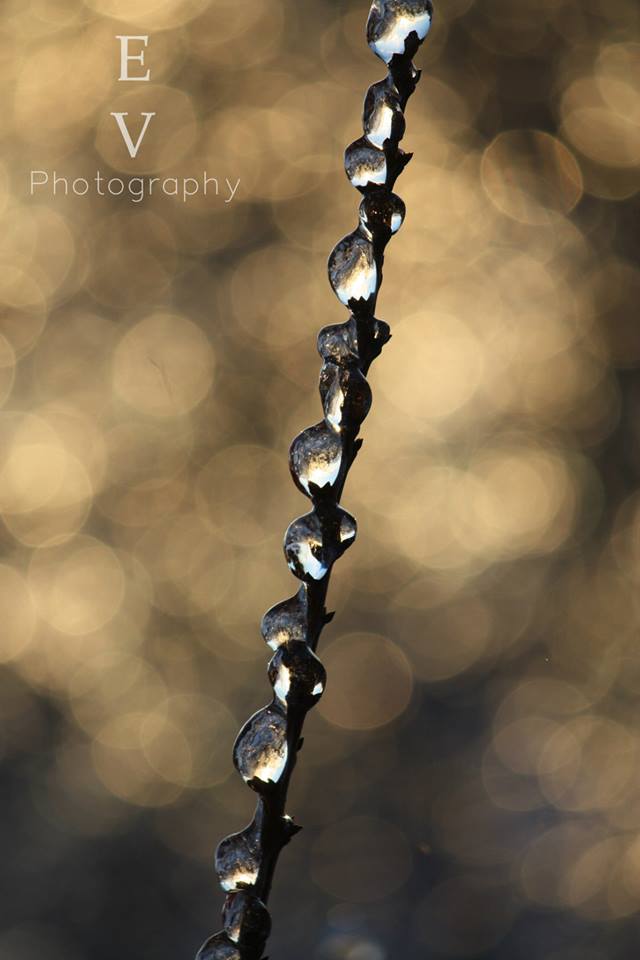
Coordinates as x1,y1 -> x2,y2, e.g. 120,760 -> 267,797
414,875 -> 517,956
270,82 -> 344,177
213,549 -> 298,661
375,462 -> 478,572
1,206 -> 77,306
154,693 -> 237,788
466,0 -> 552,56
566,835 -> 628,920
13,29 -> 113,144
563,106 -> 640,169
595,43 -> 640,125
0,161 -> 10,217
493,678 -> 591,729
0,413 -> 91,541
35,401 -> 108,491
230,245 -> 326,349
44,740 -> 126,838
0,407 -> 96,548
189,0 -> 285,70
0,334 -> 16,408
481,130 -> 583,224
482,743 -> 547,813
493,716 -> 563,777
520,822 -> 603,909
431,775 -> 528,867
458,444 -> 578,559
88,213 -> 177,309
133,511 -> 235,617
91,711 -> 185,808
0,265 -> 47,319
589,260 -> 640,368
195,444 -> 285,547
31,311 -> 115,408
316,934 -> 386,960
68,650 -> 167,737
203,107 -> 270,201
0,564 -> 37,663
311,816 -> 412,902
83,0 -> 210,29
28,535 -> 126,636
139,710 -> 194,786
561,75 -> 640,170
99,472 -> 188,530
318,632 -> 413,731
98,418 -> 192,528
537,715 -> 637,812
113,312 -> 215,418
379,310 -> 484,422
2,455 -> 92,548
399,597 -> 493,682
609,834 -> 640,917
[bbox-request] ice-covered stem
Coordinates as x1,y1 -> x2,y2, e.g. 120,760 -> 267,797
196,3 -> 433,957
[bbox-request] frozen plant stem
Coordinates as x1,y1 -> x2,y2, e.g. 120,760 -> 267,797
197,3 -> 434,957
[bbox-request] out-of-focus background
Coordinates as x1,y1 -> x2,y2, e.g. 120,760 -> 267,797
1,0 -> 640,957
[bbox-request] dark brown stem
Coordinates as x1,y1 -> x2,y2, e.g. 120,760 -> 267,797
196,5 -> 434,958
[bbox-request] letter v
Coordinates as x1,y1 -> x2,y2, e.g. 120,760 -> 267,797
110,112 -> 156,159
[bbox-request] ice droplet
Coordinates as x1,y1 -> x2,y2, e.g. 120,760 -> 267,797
260,587 -> 308,651
223,891 -> 271,948
317,316 -> 360,365
319,362 -> 372,432
345,137 -> 388,190
289,421 -> 344,496
284,511 -> 329,581
339,510 -> 357,544
215,804 -> 264,892
233,705 -> 288,790
367,0 -> 433,64
359,191 -> 406,238
284,507 -> 357,581
195,933 -> 241,960
363,78 -> 405,148
328,231 -> 377,308
268,642 -> 327,708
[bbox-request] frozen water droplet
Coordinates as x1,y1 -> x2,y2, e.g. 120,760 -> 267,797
345,137 -> 387,190
363,78 -> 405,148
284,506 -> 357,581
268,642 -> 327,708
260,587 -> 308,651
233,705 -> 288,790
328,231 -> 377,308
339,511 -> 357,544
319,362 -> 372,432
359,191 -> 406,238
223,891 -> 271,948
372,318 -> 392,346
284,512 -> 329,581
289,422 -> 344,496
195,933 -> 241,960
317,316 -> 360,365
215,804 -> 264,891
367,0 -> 433,64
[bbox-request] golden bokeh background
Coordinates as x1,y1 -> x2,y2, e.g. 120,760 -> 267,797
1,0 -> 639,957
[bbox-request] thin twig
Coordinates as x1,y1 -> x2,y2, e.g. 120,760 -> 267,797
197,3 -> 434,956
